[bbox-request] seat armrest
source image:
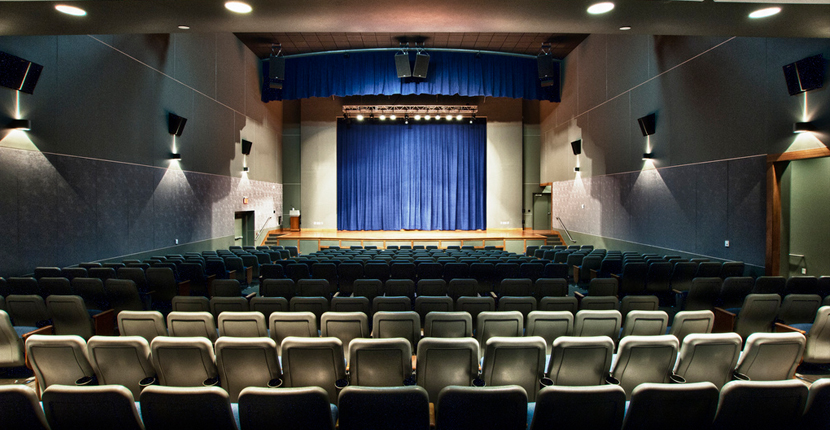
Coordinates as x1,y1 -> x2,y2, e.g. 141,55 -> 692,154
489,291 -> 498,300
412,355 -> 417,371
22,325 -> 53,340
177,280 -> 191,297
227,270 -> 237,280
245,292 -> 257,300
590,269 -> 598,280
246,266 -> 253,285
206,274 -> 216,297
92,309 -> 116,336
573,266 -> 581,284
713,307 -> 736,333
775,322 -> 806,334
429,403 -> 436,429
610,273 -> 620,280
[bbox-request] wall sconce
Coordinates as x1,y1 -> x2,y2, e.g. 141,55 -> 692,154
6,119 -> 31,130
574,167 -> 580,172
637,113 -> 656,136
642,152 -> 654,160
793,122 -> 816,133
243,166 -> 250,172
170,153 -> 182,160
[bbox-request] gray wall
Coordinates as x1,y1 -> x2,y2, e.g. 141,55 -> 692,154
782,157 -> 830,277
0,33 -> 283,277
540,35 -> 830,271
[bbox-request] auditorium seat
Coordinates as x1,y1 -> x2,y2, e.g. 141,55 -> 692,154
140,385 -> 238,430
730,293 -> 782,340
260,278 -> 296,299
211,297 -> 249,316
498,278 -> 533,297
529,385 -> 625,430
289,297 -> 328,324
414,296 -> 453,324
7,277 -> 40,296
281,337 -> 347,402
166,311 -> 218,342
696,262 -> 722,278
735,332 -> 806,381
372,311 -> 420,349
621,382 -> 719,430
447,278 -> 478,300
217,311 -> 267,337
259,263 -> 285,281
424,311 -> 472,338
579,296 -> 619,311
86,335 -> 156,399
214,336 -> 281,402
105,279 -> 145,313
330,296 -> 370,314
539,296 -> 578,314
683,277 -> 721,311
547,336 -> 613,386
249,297 -> 288,318
526,311 -> 573,355
352,279 -> 382,302
171,296 -> 210,312
268,311 -> 318,354
610,334 -> 679,399
801,378 -> 830,429
778,294 -> 821,325
71,277 -> 109,313
752,275 -> 787,295
60,267 -> 88,282
38,277 -> 72,297
372,296 -> 411,313
349,338 -> 412,386
668,310 -> 714,343
476,311 -> 523,353
574,310 -> 622,342
417,279 -> 447,296
415,337 -> 478,402
712,380 -> 808,430
212,279 -> 243,297
145,267 -> 181,307
718,276 -> 755,309
803,306 -> 830,364
42,384 -> 147,430
117,267 -> 149,293
321,311 -> 368,363
673,332 -> 741,389
0,385 -> 51,430
87,267 -> 117,283
435,385 -> 527,430
46,295 -> 99,340
0,310 -> 25,368
117,310 -> 167,342
338,386 -> 430,430
237,386 -> 336,430
785,275 -> 819,295
26,334 -> 96,397
620,310 -> 668,338
668,261 -> 698,293
150,336 -> 218,387
297,278 -> 331,298
482,336 -> 546,401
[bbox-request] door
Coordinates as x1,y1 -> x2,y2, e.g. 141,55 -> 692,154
234,211 -> 256,246
533,194 -> 551,231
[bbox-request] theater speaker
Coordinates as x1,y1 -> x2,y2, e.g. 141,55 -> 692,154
413,53 -> 429,79
0,51 -> 43,95
395,53 -> 412,78
637,113 -> 656,136
241,139 -> 253,155
783,54 -> 824,96
269,55 -> 285,81
571,139 -> 582,156
168,113 -> 187,136
537,54 -> 554,79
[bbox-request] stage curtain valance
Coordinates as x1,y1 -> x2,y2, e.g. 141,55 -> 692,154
262,51 -> 558,102
337,120 -> 486,231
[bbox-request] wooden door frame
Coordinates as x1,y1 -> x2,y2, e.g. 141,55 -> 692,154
766,146 -> 830,275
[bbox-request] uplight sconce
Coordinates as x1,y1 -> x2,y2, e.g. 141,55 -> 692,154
642,152 -> 654,160
574,167 -> 580,172
170,153 -> 182,160
243,166 -> 250,172
6,119 -> 31,130
793,122 -> 816,133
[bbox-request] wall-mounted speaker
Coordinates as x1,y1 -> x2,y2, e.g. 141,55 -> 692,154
395,53 -> 412,78
0,51 -> 43,94
637,113 -> 656,136
783,54 -> 825,96
571,139 -> 582,155
168,113 -> 187,136
537,54 -> 554,79
241,139 -> 253,155
412,53 -> 430,79
268,55 -> 285,81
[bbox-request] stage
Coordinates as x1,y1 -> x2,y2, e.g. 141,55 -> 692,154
264,230 -> 561,255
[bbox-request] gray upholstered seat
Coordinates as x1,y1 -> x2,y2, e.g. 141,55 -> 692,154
86,335 -> 156,399
249,297 -> 289,319
217,311 -> 268,337
171,296 -> 210,312
289,296 -> 329,325
526,310 -> 573,355
104,279 -> 145,313
42,384 -> 145,430
415,337 -> 479,402
619,295 -> 659,320
610,334 -> 679,399
423,311 -> 472,338
166,311 -> 218,342
620,310 -> 668,338
26,334 -> 95,397
260,278 -> 296,299
372,311 -> 420,349
372,296 -> 411,313
529,385 -> 625,430
547,335 -> 614,386
0,310 -> 25,368
778,294 -> 822,325
139,385 -> 239,430
573,310 -> 621,341
210,296 -> 249,317
435,385 -> 527,430
214,336 -> 281,402
150,336 -> 218,387
622,382 -> 719,430
733,293 -> 782,339
712,380 -> 808,430
684,277 -> 721,311
117,310 -> 167,343
476,311 -> 523,353
268,311 -> 318,355
414,296 -> 453,324
735,332 -> 806,381
497,296 -> 537,325
5,295 -> 49,327
579,295 -> 619,311
481,336 -> 546,401
348,337 -> 412,387
237,386 -> 336,430
539,296 -> 578,313
0,385 -> 50,430
668,310 -> 714,343
801,378 -> 830,429
321,311 -> 368,363
673,332 -> 742,389
38,277 -> 72,297
46,295 -> 95,340
281,337 -> 347,403
454,296 -> 494,323
338,386 -> 430,430
803,306 -> 830,364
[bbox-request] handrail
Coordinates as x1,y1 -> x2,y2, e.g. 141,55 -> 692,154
555,217 -> 577,243
254,216 -> 273,244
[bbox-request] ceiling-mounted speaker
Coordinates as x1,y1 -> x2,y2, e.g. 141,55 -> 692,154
783,54 -> 824,96
269,55 -> 285,81
241,139 -> 253,155
537,54 -> 554,79
637,113 -> 656,136
571,139 -> 582,155
168,113 -> 187,136
412,53 -> 429,79
0,51 -> 43,94
395,53 -> 412,78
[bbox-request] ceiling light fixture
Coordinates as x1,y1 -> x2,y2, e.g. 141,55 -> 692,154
587,2 -> 615,15
619,26 -> 631,31
170,153 -> 182,160
574,167 -> 581,172
749,7 -> 780,19
55,5 -> 86,16
225,1 -> 252,13
178,25 -> 191,30
425,114 -> 431,120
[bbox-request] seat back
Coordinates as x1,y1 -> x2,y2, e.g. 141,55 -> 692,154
579,295 -> 619,311
669,310 -> 714,343
778,294 -> 822,325
476,311 -> 523,351
166,311 -> 217,342
802,378 -> 830,429
214,337 -> 281,402
526,311 -> 573,355
70,277 -> 108,312
320,312 -> 368,362
622,382 -> 719,430
424,311 -> 472,338
482,336 -> 546,401
752,276 -> 787,295
269,311 -> 318,354
611,335 -> 679,399
171,296 -> 210,312
87,335 -> 155,399
735,293 -> 782,339
713,380 -> 808,430
104,279 -> 144,314
281,337 -> 346,402
673,332 -> 742,389
139,385 -> 238,430
372,311 -> 420,349
330,296 -> 370,314
0,385 -> 50,430
26,334 -> 95,397
534,278 -> 568,300
669,262 -> 698,292
38,277 -> 72,297
454,296 -> 494,323
117,310 -> 167,342
685,277 -> 722,311
499,278 -> 533,297
237,386 -> 335,430
46,295 -> 94,340
574,310 -> 622,341
587,278 -> 617,296
5,294 -> 49,327
621,310 -> 669,338
539,296 -> 578,313
416,337 -> 479,402
145,268 -> 178,303
417,279 -> 447,296
530,385 -> 625,430
547,335 -> 614,386
372,296 -> 411,313
384,279 -> 415,301
7,277 -> 40,296
217,311 -> 267,337
42,383 -> 145,430
735,332 -> 806,381
260,278 -> 296,299
414,296 -> 454,324
249,297 -> 289,320
338,386 -> 430,430
804,306 -> 830,364
719,276 -> 755,309
619,294 -> 659,320
349,338 -> 412,387
150,336 -> 218,387
0,310 -> 25,368
289,297 -> 329,325
435,385 -> 527,430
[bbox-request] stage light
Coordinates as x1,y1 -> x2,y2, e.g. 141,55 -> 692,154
178,25 -> 190,30
425,114 -> 431,120
356,114 -> 364,121
470,114 -> 476,124
225,1 -> 252,13
794,122 -> 816,133
749,7 -> 780,19
587,2 -> 614,15
379,114 -> 386,120
619,26 -> 631,31
414,115 -> 421,120
404,114 -> 409,124
55,5 -> 86,16
390,114 -> 396,120
456,114 -> 463,121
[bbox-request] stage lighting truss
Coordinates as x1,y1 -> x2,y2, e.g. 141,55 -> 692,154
342,105 -> 479,122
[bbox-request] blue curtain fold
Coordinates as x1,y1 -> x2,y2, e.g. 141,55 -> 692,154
263,51 -> 559,102
337,121 -> 486,231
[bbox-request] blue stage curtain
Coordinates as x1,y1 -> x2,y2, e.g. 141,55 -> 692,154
263,51 -> 559,102
337,121 -> 486,231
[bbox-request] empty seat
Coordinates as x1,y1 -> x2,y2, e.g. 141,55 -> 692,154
238,386 -> 335,430
414,296 -> 453,324
71,277 -> 109,312
26,334 -> 96,397
117,310 -> 167,342
712,380 -> 808,430
0,385 -> 50,430
0,310 -> 25,368
139,385 -> 238,430
498,278 -> 533,297
268,312 -> 318,354
320,312 -> 368,363
579,295 -> 619,311
372,311 -> 420,349
349,338 -> 412,387
668,310 -> 715,343
719,276 -> 755,309
46,295 -> 97,340
752,276 -> 787,295
801,378 -> 830,429
684,277 -> 721,311
38,277 -> 72,297
620,310 -> 668,338
530,385 -> 625,430
217,311 -> 267,337
785,276 -> 819,295
526,311 -> 573,355
622,382 -> 719,430
476,311 -> 523,353
673,332 -> 742,389
547,336 -> 614,386
735,332 -> 806,381
539,296 -> 578,313
482,336 -> 546,401
290,297 -> 329,325
86,335 -> 156,399
171,295 -> 210,312
732,293 -> 782,339
611,335 -> 679,399
7,277 -> 40,296
803,306 -> 830,364
105,279 -> 145,314
261,278 -> 296,299
214,336 -> 281,402
455,296 -> 494,323
447,278 -> 478,300
42,384 -> 144,430
34,267 -> 62,280
669,262 -> 698,293
330,296 -> 370,314
384,279 -> 415,301
372,296 -> 411,313
150,336 -> 218,387
297,279 -> 331,298
573,310 -> 622,341
435,385 -> 527,430
5,294 -> 49,327
423,311 -> 472,338
166,311 -> 218,342
534,278 -> 568,300
778,294 -> 822,325
416,337 -> 479,402
618,262 -> 647,297
417,279 -> 447,296
338,386 -> 430,430
249,297 -> 289,318
281,337 -> 347,403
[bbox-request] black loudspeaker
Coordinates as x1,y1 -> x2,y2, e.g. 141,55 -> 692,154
537,54 -> 554,79
395,53 -> 412,78
269,55 -> 285,81
571,139 -> 581,155
0,51 -> 43,94
168,113 -> 187,136
637,113 -> 656,136
241,139 -> 253,155
783,54 -> 825,96
413,53 -> 429,79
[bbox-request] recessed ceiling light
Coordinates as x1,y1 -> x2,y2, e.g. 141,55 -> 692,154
225,1 -> 252,13
587,2 -> 615,14
619,26 -> 632,31
749,7 -> 780,18
178,25 -> 191,30
55,5 -> 86,16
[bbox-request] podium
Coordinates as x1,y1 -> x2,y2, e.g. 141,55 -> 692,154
289,209 -> 300,232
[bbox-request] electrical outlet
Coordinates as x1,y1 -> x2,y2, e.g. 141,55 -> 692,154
724,240 -> 730,248
802,268 -> 807,275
